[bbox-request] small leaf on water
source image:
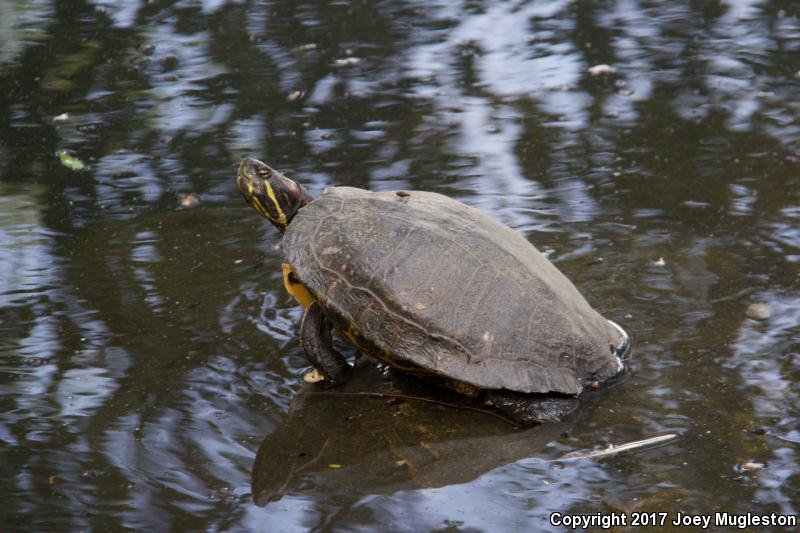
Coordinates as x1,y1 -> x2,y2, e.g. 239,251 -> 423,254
745,302 -> 772,320
179,193 -> 200,209
303,369 -> 325,383
328,464 -> 342,469
587,64 -> 617,76
736,461 -> 765,472
334,57 -> 361,67
56,150 -> 86,171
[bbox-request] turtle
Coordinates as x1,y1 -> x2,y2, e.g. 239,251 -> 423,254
236,158 -> 629,424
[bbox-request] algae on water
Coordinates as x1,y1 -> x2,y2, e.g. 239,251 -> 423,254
56,150 -> 87,171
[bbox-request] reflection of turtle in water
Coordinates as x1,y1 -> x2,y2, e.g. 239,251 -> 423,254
237,158 -> 629,424
251,358 -> 566,505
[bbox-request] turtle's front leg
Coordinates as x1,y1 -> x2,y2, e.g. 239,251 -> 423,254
299,301 -> 353,386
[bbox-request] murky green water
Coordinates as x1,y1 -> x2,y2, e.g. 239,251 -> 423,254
1,1 -> 799,531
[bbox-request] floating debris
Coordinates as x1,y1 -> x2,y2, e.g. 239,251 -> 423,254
745,302 -> 772,320
736,461 -> 765,472
286,90 -> 303,102
328,464 -> 342,469
334,57 -> 362,67
210,486 -> 237,501
179,193 -> 200,209
56,150 -> 87,171
554,433 -> 679,461
588,64 -> 617,76
652,257 -> 666,267
303,369 -> 325,383
53,113 -> 70,122
295,43 -> 318,52
161,55 -> 179,73
682,200 -> 711,209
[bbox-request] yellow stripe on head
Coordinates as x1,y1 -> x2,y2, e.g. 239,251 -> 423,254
237,158 -> 308,233
263,181 -> 287,226
251,197 -> 271,219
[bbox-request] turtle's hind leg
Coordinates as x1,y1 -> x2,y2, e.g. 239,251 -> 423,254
299,301 -> 353,386
484,390 -> 579,426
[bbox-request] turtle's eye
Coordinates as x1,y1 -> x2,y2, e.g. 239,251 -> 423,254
258,168 -> 269,178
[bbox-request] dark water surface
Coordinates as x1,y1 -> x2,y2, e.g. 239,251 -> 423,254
1,1 -> 799,531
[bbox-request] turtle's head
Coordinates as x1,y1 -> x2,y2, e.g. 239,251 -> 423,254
237,158 -> 311,233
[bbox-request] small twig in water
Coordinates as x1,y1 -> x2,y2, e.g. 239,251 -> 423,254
553,433 -> 679,461
297,390 -> 520,428
768,433 -> 800,446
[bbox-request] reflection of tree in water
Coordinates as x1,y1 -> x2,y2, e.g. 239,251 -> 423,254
2,1 -> 797,223
0,0 -> 798,530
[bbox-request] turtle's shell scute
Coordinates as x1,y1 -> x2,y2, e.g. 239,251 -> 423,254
283,187 -> 623,395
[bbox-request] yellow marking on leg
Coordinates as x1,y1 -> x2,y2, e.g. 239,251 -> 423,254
282,263 -> 314,309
